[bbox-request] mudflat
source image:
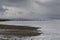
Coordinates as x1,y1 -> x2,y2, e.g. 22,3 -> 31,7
0,24 -> 40,30
0,24 -> 42,36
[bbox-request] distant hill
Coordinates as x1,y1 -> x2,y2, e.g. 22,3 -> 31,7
0,19 -> 10,21
0,18 -> 34,21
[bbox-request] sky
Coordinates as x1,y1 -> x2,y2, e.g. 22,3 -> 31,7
0,0 -> 60,21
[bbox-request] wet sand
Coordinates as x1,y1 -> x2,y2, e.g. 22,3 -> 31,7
0,24 -> 40,30
0,24 -> 42,37
0,21 -> 60,40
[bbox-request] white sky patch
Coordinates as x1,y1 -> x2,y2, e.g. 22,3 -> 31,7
36,0 -> 52,3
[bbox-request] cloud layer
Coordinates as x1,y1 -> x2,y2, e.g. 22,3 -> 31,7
0,0 -> 60,20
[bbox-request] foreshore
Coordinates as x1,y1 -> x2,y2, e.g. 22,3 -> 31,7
0,24 -> 40,30
0,24 -> 42,36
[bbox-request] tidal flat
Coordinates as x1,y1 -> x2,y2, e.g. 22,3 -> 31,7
0,24 -> 42,36
0,23 -> 42,40
0,21 -> 60,40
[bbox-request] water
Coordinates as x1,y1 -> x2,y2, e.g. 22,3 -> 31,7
0,20 -> 60,40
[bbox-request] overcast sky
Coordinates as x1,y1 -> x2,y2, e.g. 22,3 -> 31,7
0,0 -> 60,21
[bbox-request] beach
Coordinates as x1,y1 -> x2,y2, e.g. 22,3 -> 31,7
0,20 -> 60,40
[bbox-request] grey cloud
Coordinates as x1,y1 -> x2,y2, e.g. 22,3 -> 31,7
49,0 -> 60,19
0,7 -> 7,12
0,6 -> 8,15
1,0 -> 32,9
0,0 -> 60,21
35,0 -> 60,20
7,0 -> 28,3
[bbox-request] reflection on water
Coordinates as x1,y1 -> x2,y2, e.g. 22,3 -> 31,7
0,25 -> 42,40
